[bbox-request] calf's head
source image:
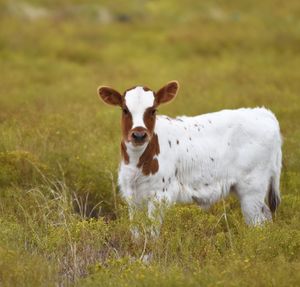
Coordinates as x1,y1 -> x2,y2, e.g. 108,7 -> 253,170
97,81 -> 179,147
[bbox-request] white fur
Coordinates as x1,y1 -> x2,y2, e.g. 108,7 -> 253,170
125,87 -> 155,129
119,106 -> 282,229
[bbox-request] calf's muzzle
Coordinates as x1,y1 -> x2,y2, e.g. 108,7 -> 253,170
129,127 -> 149,145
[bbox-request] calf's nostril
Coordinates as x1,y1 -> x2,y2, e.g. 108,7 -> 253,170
132,132 -> 147,141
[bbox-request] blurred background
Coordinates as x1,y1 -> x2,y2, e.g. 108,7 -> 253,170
0,1 -> 300,285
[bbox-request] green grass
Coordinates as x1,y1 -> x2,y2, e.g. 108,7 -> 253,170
0,0 -> 300,286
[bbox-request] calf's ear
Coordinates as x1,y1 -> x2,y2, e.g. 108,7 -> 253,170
97,86 -> 123,106
155,81 -> 179,105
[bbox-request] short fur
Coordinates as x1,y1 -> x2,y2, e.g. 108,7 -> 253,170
98,82 -> 282,231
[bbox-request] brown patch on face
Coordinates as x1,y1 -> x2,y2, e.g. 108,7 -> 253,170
120,141 -> 129,164
143,106 -> 157,138
137,133 -> 160,175
122,86 -> 154,144
121,104 -> 133,142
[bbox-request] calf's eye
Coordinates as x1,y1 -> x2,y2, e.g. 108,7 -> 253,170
123,108 -> 129,115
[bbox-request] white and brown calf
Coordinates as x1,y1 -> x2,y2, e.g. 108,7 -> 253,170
98,81 -> 282,236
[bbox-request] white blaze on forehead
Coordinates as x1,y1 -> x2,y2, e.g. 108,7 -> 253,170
125,86 -> 155,128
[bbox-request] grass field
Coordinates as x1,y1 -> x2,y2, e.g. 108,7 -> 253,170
0,0 -> 300,286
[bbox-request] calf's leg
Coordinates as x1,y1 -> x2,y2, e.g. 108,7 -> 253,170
237,177 -> 272,225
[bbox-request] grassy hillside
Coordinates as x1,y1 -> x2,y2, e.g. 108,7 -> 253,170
0,0 -> 300,286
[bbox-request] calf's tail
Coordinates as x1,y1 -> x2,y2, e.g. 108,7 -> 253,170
268,149 -> 282,213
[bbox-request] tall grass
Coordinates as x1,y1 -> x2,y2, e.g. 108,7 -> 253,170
0,0 -> 300,286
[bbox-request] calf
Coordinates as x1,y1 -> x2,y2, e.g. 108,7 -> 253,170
98,81 -> 282,235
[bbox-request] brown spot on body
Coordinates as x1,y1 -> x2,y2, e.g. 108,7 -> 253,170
121,141 -> 129,164
176,140 -> 179,145
137,133 -> 160,175
162,177 -> 165,183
